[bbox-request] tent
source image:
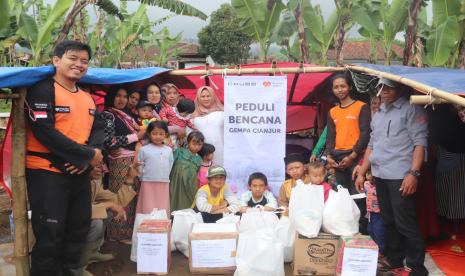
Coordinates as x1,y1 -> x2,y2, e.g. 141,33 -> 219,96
0,63 -> 464,275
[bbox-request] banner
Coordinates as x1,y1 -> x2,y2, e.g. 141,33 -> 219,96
224,76 -> 287,196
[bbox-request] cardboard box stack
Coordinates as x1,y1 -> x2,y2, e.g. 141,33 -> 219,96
136,219 -> 171,275
293,232 -> 340,275
336,235 -> 378,276
188,222 -> 239,274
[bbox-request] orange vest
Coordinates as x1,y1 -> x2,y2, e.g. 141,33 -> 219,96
330,100 -> 366,151
26,83 -> 96,172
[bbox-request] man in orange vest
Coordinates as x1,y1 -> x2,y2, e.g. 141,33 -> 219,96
25,40 -> 104,276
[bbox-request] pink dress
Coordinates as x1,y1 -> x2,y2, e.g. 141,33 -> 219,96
197,161 -> 212,189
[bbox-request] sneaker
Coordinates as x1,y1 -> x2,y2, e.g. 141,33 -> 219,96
388,267 -> 412,276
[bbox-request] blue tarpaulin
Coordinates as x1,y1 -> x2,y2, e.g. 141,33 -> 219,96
0,64 -> 463,95
355,64 -> 465,95
0,66 -> 169,88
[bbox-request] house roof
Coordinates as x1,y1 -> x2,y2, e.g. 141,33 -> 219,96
327,41 -> 404,61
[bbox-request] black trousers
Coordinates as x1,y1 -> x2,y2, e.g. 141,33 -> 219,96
26,169 -> 91,276
374,177 -> 428,276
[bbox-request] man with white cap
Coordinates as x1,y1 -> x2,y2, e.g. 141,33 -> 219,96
355,77 -> 428,276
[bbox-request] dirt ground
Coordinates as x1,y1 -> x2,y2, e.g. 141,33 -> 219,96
87,241 -> 295,276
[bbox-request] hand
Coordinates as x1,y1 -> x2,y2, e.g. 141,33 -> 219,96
352,165 -> 361,180
89,148 -> 103,167
355,174 -> 366,193
400,174 -> 418,196
177,127 -> 187,139
339,156 -> 354,169
127,161 -> 142,180
111,204 -> 127,221
326,156 -> 339,168
240,206 -> 248,214
137,128 -> 146,140
310,154 -> 317,162
64,163 -> 88,174
219,200 -> 228,208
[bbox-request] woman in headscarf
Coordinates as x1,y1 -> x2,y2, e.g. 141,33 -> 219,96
101,86 -> 142,243
142,82 -> 163,116
192,86 -> 224,165
126,89 -> 142,119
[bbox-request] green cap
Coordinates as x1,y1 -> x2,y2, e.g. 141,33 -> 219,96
207,166 -> 227,178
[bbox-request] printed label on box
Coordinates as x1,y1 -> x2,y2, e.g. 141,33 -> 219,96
341,247 -> 378,276
137,233 -> 168,273
191,239 -> 236,268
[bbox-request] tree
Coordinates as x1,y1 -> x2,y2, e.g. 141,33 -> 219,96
402,0 -> 426,66
231,0 -> 285,61
352,0 -> 410,65
198,4 -> 252,65
334,0 -> 353,66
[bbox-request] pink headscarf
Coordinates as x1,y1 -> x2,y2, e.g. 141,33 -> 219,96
193,86 -> 224,117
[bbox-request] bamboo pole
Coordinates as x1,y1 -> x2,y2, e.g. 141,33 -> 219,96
11,87 -> 29,276
346,65 -> 465,107
167,66 -> 345,76
410,95 -> 447,105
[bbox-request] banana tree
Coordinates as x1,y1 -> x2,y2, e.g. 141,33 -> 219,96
352,0 -> 409,65
302,2 -> 339,65
152,27 -> 182,67
270,9 -> 300,61
334,0 -> 354,66
422,0 -> 465,67
231,0 -> 286,61
402,0 -> 427,66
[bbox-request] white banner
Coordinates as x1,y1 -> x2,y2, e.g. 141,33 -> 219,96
224,76 -> 287,196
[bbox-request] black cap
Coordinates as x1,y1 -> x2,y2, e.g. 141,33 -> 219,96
284,153 -> 307,165
137,100 -> 154,109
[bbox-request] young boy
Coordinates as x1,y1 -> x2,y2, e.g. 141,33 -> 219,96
136,100 -> 157,128
192,166 -> 241,223
364,170 -> 385,256
240,172 -> 278,213
278,153 -> 310,215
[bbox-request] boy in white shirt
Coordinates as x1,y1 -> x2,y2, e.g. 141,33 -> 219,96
240,172 -> 278,213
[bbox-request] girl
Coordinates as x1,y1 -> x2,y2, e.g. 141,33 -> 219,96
197,143 -> 215,189
136,121 -> 174,217
170,131 -> 204,211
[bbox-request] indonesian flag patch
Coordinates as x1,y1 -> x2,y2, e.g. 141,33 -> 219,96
33,111 -> 47,119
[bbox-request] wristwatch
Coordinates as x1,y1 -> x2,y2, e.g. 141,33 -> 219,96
408,170 -> 421,177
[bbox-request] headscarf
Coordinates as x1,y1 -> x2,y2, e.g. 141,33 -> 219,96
193,86 -> 224,118
143,82 -> 164,114
161,83 -> 180,108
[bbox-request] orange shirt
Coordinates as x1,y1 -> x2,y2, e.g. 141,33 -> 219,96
27,83 -> 95,172
329,101 -> 366,151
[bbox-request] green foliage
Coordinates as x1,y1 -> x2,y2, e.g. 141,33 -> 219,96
232,0 -> 285,61
133,0 -> 207,20
198,4 -> 252,65
153,27 -> 182,67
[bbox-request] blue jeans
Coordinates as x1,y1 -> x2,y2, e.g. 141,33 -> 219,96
367,212 -> 385,254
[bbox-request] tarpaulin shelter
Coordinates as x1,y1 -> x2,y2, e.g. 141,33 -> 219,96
0,63 -> 464,275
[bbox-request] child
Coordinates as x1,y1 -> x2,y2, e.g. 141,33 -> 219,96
278,153 -> 310,215
192,166 -> 241,223
136,100 -> 157,128
136,121 -> 174,217
197,143 -> 215,189
160,98 -> 197,147
307,161 -> 332,202
364,170 -> 385,255
170,131 -> 204,212
240,172 -> 278,213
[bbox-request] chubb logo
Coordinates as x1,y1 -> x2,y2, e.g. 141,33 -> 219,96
307,243 -> 335,258
263,81 -> 272,87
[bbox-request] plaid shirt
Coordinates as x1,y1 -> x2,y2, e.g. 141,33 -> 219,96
159,106 -> 195,129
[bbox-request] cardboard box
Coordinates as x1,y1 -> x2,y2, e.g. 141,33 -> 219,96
293,232 -> 340,275
137,220 -> 171,275
188,223 -> 239,274
336,235 -> 378,276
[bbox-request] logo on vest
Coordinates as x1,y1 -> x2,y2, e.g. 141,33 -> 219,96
55,106 -> 70,113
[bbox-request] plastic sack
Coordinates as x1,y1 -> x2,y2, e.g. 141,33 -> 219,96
239,211 -> 279,233
288,181 -> 324,238
322,185 -> 360,236
275,216 -> 295,262
216,214 -> 240,224
130,208 -> 168,262
171,209 -> 203,257
234,228 -> 285,276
